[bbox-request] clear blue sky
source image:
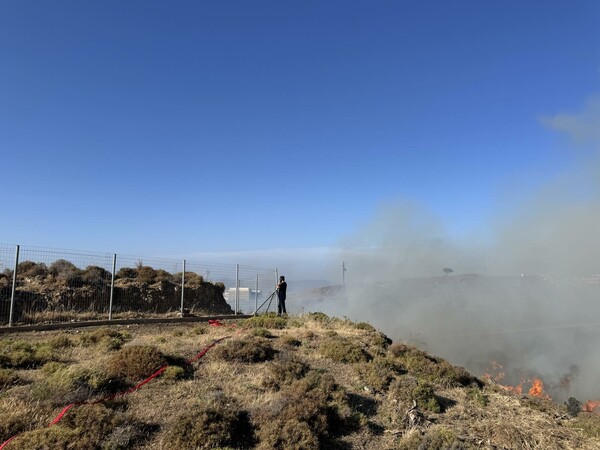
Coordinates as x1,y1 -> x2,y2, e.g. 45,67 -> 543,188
1,1 -> 599,257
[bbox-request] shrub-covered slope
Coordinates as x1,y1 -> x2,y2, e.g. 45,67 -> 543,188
0,314 -> 598,449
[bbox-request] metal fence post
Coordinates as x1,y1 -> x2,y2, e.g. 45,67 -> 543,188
180,260 -> 186,316
109,253 -> 116,320
235,264 -> 239,315
8,245 -> 20,327
255,274 -> 259,314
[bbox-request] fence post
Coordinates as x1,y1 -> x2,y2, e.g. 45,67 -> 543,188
255,274 -> 259,315
180,260 -> 186,316
8,245 -> 20,327
109,253 -> 116,320
235,264 -> 239,315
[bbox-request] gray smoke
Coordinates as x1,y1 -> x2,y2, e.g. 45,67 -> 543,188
319,98 -> 600,402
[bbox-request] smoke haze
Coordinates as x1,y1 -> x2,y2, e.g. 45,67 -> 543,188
316,97 -> 600,401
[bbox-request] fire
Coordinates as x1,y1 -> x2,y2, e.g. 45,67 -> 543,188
582,400 -> 600,413
528,378 -> 550,400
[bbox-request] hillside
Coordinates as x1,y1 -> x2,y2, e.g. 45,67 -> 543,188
0,314 -> 598,449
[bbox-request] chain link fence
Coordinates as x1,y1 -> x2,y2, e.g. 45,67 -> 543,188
0,243 -> 278,327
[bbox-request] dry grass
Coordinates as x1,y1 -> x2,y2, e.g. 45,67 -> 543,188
0,317 -> 596,450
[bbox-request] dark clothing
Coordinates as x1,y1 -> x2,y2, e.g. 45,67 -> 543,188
277,281 -> 287,315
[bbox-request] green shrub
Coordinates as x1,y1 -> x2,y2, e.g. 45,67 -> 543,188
356,357 -> 405,392
211,337 -> 276,363
466,387 -> 488,407
162,365 -> 186,382
390,343 -> 479,388
411,382 -> 441,413
32,362 -> 123,405
0,339 -> 59,369
252,328 -> 274,338
565,397 -> 581,417
263,355 -> 310,390
107,345 -> 167,381
164,403 -> 254,449
244,314 -> 287,329
320,337 -> 371,364
79,328 -> 130,351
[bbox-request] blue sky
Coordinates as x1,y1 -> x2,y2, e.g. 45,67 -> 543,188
1,1 -> 599,263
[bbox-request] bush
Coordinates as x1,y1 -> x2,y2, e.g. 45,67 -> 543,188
81,266 -> 111,285
164,402 -> 254,449
0,339 -> 59,369
387,377 -> 441,412
398,427 -> 471,450
17,261 -> 48,278
116,267 -> 137,279
107,345 -> 167,381
256,371 -> 346,444
390,343 -> 479,388
136,266 -> 157,284
244,314 -> 287,330
79,328 -> 130,351
354,321 -> 376,332
565,397 -> 581,417
211,337 -> 276,363
32,362 -> 124,405
257,418 -> 319,450
412,382 -> 441,413
252,328 -> 274,338
356,357 -> 405,392
0,368 -> 19,388
320,337 -> 371,364
263,355 -> 310,390
280,335 -> 301,347
162,366 -> 185,382
466,387 -> 489,407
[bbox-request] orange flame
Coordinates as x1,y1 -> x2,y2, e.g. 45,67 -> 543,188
583,400 -> 600,413
528,378 -> 550,400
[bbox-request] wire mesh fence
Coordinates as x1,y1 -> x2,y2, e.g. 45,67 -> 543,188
0,243 -> 278,327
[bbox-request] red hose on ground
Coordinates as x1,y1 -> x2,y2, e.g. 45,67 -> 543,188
0,335 -> 230,449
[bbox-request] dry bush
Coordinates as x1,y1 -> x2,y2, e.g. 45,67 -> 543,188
116,267 -> 137,279
0,338 -> 60,369
11,403 -> 144,450
154,269 -> 175,282
388,376 -> 441,413
136,266 -> 157,284
81,265 -> 111,285
17,261 -> 48,278
32,362 -> 125,405
107,345 -> 167,381
390,343 -> 479,388
0,397 -> 46,442
354,321 -> 376,332
161,365 -> 185,382
0,368 -> 19,388
244,313 -> 287,329
356,356 -> 405,392
280,335 -> 302,347
255,371 -> 348,445
569,412 -> 600,438
79,327 -> 131,351
211,337 -> 276,363
164,401 -> 254,449
319,337 -> 371,363
252,327 -> 274,338
257,418 -> 319,450
398,427 -> 473,450
263,354 -> 310,390
48,259 -> 82,286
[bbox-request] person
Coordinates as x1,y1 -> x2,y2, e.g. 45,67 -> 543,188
276,275 -> 287,316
